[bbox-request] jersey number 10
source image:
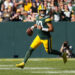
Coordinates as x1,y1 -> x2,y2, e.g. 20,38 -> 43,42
36,21 -> 43,27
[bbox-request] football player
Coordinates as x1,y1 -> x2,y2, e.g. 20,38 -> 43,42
72,2 -> 75,21
16,5 -> 67,68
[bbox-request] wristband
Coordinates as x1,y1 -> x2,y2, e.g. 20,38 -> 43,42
31,26 -> 35,30
42,28 -> 48,32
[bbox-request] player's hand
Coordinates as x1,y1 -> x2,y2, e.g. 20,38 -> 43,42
37,25 -> 42,30
34,24 -> 37,28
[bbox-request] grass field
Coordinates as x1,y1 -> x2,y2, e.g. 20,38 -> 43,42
0,58 -> 75,75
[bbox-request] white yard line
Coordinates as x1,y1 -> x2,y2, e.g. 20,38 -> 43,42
0,64 -> 58,70
0,65 -> 57,70
0,67 -> 57,70
0,65 -> 75,74
0,65 -> 14,67
31,71 -> 75,74
0,67 -> 75,74
24,67 -> 57,70
0,58 -> 75,61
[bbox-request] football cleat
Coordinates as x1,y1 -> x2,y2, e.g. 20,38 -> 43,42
62,52 -> 67,64
16,62 -> 25,68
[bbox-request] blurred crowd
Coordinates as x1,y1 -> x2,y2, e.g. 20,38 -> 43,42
0,0 -> 75,22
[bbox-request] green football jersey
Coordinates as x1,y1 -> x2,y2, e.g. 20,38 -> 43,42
36,15 -> 51,39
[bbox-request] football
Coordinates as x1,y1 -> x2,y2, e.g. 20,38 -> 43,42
26,28 -> 33,36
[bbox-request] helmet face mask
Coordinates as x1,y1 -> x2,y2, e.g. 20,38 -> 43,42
39,10 -> 46,17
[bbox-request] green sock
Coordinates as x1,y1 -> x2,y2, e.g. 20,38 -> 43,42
24,47 -> 34,63
50,49 -> 62,56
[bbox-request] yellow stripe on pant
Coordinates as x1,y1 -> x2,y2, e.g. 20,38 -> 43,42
30,35 -> 52,53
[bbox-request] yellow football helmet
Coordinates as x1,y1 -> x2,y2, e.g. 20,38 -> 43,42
38,5 -> 46,17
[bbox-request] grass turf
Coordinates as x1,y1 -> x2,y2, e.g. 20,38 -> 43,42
0,58 -> 75,75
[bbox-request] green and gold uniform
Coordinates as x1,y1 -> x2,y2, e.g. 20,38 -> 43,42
23,15 -> 65,63
30,15 -> 52,53
15,5 -> 67,66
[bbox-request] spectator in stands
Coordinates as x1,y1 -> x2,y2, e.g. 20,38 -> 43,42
71,2 -> 75,22
24,0 -> 32,13
3,9 -> 10,22
32,0 -> 35,2
43,0 -> 47,8
0,0 -> 4,11
59,2 -> 64,11
46,0 -> 51,15
64,0 -> 72,3
13,0 -> 24,10
10,9 -> 21,21
35,0 -> 40,7
0,0 -> 75,22
68,2 -> 72,12
1,0 -> 13,12
0,0 -> 3,22
38,1 -> 43,13
53,6 -> 61,22
54,0 -> 58,6
61,4 -> 72,21
0,0 -> 14,21
23,12 -> 36,22
2,8 -> 11,21
30,2 -> 37,13
29,2 -> 38,21
23,12 -> 29,22
50,0 -> 55,10
0,11 -> 3,22
13,0 -> 24,17
58,0 -> 64,3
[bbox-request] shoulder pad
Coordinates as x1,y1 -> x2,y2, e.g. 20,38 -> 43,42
45,17 -> 51,22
